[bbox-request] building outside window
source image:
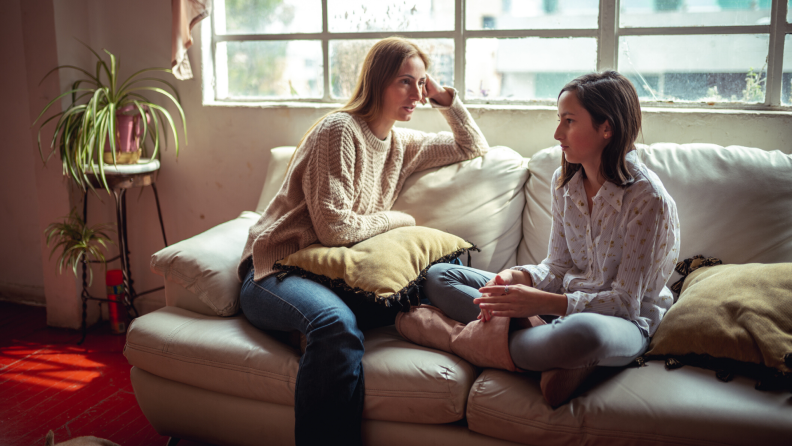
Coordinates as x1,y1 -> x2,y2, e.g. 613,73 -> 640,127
204,0 -> 792,108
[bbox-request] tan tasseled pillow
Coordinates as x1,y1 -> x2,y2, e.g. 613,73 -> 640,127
273,226 -> 476,309
647,263 -> 792,379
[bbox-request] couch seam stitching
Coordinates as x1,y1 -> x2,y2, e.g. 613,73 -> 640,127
161,318 -> 203,353
467,403 -> 728,446
125,343 -> 297,384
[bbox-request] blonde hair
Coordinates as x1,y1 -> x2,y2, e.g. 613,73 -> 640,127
287,37 -> 431,168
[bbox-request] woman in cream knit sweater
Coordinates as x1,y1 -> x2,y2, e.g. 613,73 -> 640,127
238,37 -> 489,446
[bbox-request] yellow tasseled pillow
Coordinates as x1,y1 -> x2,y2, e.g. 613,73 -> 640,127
273,226 -> 476,309
647,262 -> 792,389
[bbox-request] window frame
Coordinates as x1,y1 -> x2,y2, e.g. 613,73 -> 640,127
204,0 -> 792,110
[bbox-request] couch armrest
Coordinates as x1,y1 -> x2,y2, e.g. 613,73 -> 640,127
150,211 -> 260,316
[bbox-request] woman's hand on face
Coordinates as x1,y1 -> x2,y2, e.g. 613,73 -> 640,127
422,73 -> 453,107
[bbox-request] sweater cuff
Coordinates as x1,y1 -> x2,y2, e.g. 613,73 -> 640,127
428,87 -> 459,110
385,211 -> 416,231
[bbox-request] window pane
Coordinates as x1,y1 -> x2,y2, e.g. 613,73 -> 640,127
466,38 -> 597,100
620,0 -> 772,28
788,0 -> 792,23
217,41 -> 323,99
618,35 -> 769,103
216,0 -> 321,34
783,35 -> 792,105
328,0 -> 454,33
467,0 -> 599,30
330,39 -> 454,99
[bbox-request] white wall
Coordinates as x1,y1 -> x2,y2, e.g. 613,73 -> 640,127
1,0 -> 791,327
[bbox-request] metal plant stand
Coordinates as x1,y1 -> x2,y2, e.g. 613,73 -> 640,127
78,159 -> 168,344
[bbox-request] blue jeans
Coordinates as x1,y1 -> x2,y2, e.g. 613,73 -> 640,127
424,263 -> 649,371
240,267 -> 399,446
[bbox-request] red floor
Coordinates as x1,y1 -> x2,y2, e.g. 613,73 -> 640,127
0,301 -> 210,446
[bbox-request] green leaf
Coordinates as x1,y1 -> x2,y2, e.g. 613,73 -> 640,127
76,39 -> 111,82
32,43 -> 185,193
126,86 -> 187,146
43,207 -> 115,283
118,70 -> 180,101
31,88 -> 94,127
105,49 -> 118,99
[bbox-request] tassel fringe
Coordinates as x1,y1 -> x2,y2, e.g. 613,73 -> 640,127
272,244 -> 480,312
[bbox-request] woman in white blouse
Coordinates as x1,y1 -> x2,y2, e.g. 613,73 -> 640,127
424,71 -> 680,405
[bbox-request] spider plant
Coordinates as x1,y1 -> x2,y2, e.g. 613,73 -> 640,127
44,208 -> 115,286
33,43 -> 187,192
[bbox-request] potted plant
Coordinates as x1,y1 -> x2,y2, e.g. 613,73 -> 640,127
44,208 -> 115,285
33,44 -> 187,192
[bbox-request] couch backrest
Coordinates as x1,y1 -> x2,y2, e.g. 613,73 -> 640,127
159,142 -> 791,318
520,143 -> 792,285
391,146 -> 528,272
257,146 -> 529,273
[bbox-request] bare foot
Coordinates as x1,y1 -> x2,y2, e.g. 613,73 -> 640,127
540,366 -> 597,408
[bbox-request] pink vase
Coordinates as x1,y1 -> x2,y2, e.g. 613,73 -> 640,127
104,104 -> 148,164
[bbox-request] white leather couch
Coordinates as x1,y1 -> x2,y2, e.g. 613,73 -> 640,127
124,143 -> 792,446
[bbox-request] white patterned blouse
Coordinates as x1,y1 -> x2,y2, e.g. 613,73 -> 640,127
514,150 -> 680,336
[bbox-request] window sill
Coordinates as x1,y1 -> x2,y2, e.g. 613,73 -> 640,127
201,98 -> 792,116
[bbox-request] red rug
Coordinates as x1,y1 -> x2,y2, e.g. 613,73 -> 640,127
0,301 -> 208,445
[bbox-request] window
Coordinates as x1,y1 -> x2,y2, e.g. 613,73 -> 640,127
204,0 -> 792,108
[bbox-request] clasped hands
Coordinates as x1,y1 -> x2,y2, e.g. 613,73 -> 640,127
476,269 -> 567,322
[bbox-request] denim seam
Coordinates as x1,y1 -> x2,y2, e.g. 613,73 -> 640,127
249,277 -> 315,332
440,267 -> 493,286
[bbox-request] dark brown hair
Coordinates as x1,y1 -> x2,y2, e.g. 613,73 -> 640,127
556,71 -> 642,189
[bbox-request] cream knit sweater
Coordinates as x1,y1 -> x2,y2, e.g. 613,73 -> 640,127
239,91 -> 489,282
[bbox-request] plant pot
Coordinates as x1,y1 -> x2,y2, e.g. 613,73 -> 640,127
103,105 -> 147,164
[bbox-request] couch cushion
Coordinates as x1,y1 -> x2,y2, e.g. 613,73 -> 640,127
150,211 -> 260,316
519,144 -> 792,282
125,306 -> 478,424
131,367 -> 524,446
466,365 -> 792,446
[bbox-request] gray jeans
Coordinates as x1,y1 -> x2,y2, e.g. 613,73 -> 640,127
424,263 -> 649,371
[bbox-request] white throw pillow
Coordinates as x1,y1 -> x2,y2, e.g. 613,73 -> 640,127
519,143 -> 792,286
392,146 -> 529,272
150,211 -> 260,316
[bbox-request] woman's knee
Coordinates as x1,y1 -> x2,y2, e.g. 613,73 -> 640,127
307,305 -> 364,350
425,263 -> 478,299
426,263 -> 455,287
425,263 -> 455,301
551,314 -> 611,357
